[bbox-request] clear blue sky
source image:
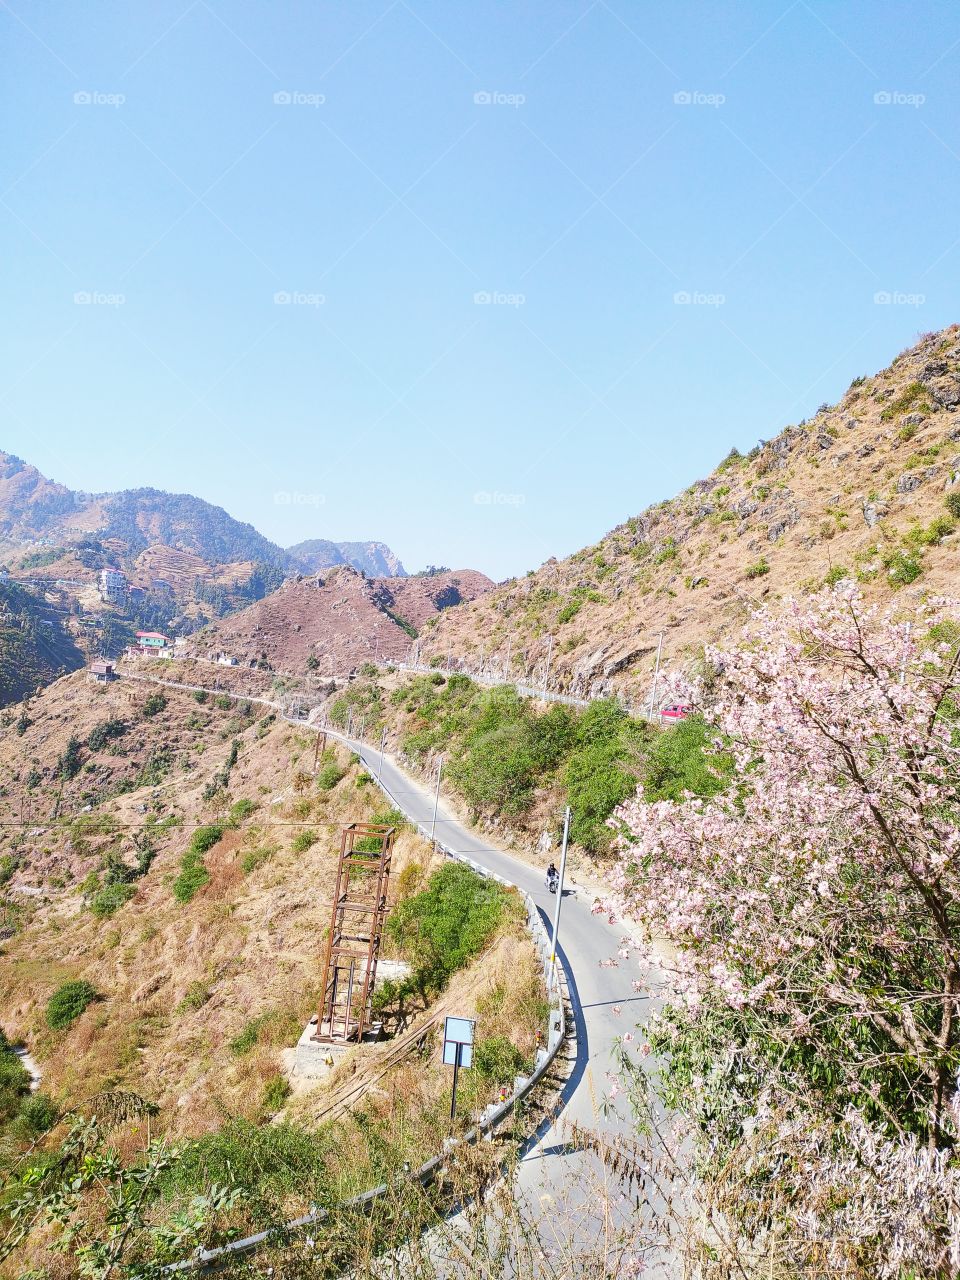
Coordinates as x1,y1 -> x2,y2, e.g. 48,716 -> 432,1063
2,2 -> 958,579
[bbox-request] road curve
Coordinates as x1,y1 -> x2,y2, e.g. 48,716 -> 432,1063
336,730 -> 659,1242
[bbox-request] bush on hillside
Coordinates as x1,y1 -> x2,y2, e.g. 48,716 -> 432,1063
642,715 -> 733,804
172,824 -> 222,903
46,981 -> 97,1030
386,862 -> 512,997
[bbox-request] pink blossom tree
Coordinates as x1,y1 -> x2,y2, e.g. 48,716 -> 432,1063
609,585 -> 960,1269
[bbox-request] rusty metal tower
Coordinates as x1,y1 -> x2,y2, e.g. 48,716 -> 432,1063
313,822 -> 395,1043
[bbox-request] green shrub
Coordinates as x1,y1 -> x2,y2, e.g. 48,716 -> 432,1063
823,565 -> 850,587
386,863 -> 512,997
162,1119 -> 336,1210
316,762 -> 345,791
240,844 -> 277,874
473,1035 -> 528,1084
175,981 -> 211,1014
172,827 -> 221,903
261,1074 -> 291,1112
880,381 -> 931,421
0,855 -> 15,887
214,695 -> 232,711
142,692 -> 167,718
884,548 -> 923,587
564,739 -> 638,853
557,600 -> 582,624
291,829 -> 318,854
227,797 -> 258,826
173,854 -> 209,903
946,492 -> 960,521
90,881 -> 136,918
58,736 -> 83,781
907,515 -> 955,547
87,717 -> 127,751
14,1092 -> 59,1136
188,825 -> 224,856
643,717 -> 733,804
230,1015 -> 268,1056
745,558 -> 770,579
0,1032 -> 31,1122
898,422 -> 919,442
46,980 -> 97,1030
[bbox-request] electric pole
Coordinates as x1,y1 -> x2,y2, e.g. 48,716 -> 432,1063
431,755 -> 444,844
548,807 -> 571,994
647,631 -> 664,719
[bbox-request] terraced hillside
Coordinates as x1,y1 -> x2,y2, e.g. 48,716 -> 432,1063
419,326 -> 960,700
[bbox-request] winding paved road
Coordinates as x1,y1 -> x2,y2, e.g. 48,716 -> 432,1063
336,730 -> 664,1264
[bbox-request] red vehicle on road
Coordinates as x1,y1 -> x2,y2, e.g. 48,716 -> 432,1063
659,703 -> 692,721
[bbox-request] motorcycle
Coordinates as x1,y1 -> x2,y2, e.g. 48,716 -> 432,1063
546,872 -> 559,895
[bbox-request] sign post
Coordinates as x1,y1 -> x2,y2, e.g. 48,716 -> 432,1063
442,1015 -> 475,1124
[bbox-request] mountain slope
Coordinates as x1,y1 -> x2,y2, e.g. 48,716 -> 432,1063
0,582 -> 85,704
419,325 -> 960,701
185,565 -> 493,675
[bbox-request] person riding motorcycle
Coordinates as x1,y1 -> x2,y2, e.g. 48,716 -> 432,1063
546,862 -> 559,893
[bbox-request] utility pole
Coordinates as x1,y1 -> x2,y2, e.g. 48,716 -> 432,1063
548,807 -> 571,995
346,707 -> 353,738
430,755 -> 444,844
647,631 -> 664,719
377,726 -> 387,782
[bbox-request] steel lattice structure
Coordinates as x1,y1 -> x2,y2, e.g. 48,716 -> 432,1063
313,822 -> 395,1043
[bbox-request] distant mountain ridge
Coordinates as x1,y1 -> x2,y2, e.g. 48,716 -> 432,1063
287,538 -> 407,577
0,450 -> 408,583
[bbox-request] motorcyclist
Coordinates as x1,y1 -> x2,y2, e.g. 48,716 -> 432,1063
546,862 -> 559,892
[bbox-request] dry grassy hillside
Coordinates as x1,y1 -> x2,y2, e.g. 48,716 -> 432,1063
0,671 -> 433,1136
419,326 -> 960,700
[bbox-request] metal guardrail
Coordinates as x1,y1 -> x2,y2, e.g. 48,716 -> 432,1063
169,729 -> 570,1272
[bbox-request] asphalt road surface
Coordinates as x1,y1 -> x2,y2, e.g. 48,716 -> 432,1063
339,731 -> 670,1271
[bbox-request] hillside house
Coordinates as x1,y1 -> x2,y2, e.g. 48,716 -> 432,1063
134,631 -> 169,654
89,661 -> 115,683
99,567 -> 128,604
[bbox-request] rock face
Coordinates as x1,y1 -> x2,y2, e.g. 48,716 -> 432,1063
415,325 -> 960,699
